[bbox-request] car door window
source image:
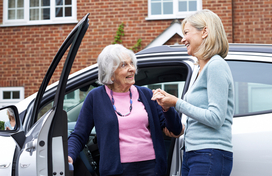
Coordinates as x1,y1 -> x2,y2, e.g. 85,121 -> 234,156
37,84 -> 95,121
65,85 -> 95,122
227,61 -> 272,116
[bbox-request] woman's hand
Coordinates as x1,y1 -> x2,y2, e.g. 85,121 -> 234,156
163,125 -> 185,138
68,156 -> 73,164
151,89 -> 179,111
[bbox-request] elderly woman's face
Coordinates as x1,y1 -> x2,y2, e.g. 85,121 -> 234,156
111,55 -> 136,92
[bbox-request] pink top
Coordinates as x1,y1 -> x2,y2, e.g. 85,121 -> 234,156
105,85 -> 156,163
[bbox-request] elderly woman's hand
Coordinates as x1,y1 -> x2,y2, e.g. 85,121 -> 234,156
163,125 -> 185,138
68,156 -> 73,164
151,89 -> 178,111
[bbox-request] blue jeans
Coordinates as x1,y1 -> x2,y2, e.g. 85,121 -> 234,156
182,149 -> 233,176
114,159 -> 156,176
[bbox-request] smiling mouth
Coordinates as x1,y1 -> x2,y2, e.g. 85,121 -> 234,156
126,75 -> 134,79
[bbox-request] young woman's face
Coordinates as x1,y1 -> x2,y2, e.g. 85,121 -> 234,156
111,56 -> 136,92
181,22 -> 206,57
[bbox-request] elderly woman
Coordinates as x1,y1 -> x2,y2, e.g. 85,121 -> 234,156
152,10 -> 234,176
5,108 -> 16,130
68,44 -> 183,176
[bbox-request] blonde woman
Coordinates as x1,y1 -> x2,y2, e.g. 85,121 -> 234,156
152,9 -> 234,176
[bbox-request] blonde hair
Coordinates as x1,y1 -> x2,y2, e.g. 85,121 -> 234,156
181,9 -> 229,60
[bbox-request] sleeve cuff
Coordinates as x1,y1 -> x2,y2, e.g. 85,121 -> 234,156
175,99 -> 182,111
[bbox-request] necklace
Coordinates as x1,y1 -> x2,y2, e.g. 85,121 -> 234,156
110,89 -> 133,117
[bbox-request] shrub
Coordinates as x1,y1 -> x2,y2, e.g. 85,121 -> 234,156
0,121 -> 4,130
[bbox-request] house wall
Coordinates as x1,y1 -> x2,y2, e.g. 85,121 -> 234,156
232,0 -> 272,43
0,0 -> 272,98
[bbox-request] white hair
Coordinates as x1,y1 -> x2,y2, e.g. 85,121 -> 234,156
97,44 -> 137,85
7,108 -> 14,117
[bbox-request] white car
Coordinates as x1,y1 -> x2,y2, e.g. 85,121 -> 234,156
0,14 -> 272,176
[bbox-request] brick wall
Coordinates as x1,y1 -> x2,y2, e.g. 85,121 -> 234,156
233,0 -> 272,43
0,24 -> 77,97
203,0 -> 233,42
0,0 -> 272,98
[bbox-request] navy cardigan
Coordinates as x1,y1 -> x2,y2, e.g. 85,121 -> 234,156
68,85 -> 182,176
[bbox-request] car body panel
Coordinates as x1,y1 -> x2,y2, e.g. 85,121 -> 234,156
0,137 -> 16,175
232,114 -> 272,176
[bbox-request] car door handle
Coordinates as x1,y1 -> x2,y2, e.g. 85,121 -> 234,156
0,163 -> 11,168
25,139 -> 37,156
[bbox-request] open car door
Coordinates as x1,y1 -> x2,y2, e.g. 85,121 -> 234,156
0,14 -> 89,176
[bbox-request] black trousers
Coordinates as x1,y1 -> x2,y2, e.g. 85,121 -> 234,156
115,159 -> 156,176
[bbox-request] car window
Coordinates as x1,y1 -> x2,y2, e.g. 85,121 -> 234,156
227,61 -> 272,116
146,82 -> 185,98
65,85 -> 95,122
136,64 -> 188,93
37,84 -> 96,121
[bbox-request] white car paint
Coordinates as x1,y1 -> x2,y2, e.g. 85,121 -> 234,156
0,137 -> 16,175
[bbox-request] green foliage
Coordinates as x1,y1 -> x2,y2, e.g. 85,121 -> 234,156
112,23 -> 142,52
112,23 -> 125,44
0,121 -> 4,130
130,38 -> 142,52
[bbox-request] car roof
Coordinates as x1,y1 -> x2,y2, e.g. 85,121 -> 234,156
229,43 -> 272,54
136,43 -> 272,55
136,45 -> 188,55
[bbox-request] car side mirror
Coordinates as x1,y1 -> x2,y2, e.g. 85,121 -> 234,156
0,106 -> 25,149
